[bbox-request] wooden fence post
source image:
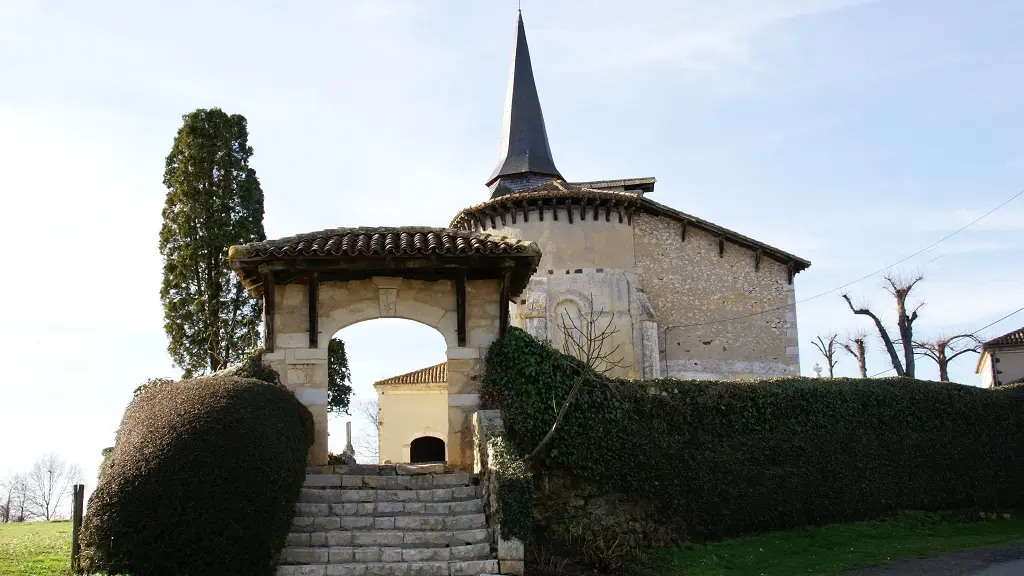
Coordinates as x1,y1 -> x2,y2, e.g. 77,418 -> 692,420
70,483 -> 84,573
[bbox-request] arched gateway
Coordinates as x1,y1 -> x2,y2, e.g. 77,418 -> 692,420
228,227 -> 539,469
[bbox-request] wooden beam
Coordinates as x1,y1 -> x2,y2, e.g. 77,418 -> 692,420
552,200 -> 558,221
307,271 -> 319,348
262,269 -> 276,352
566,201 -> 573,224
499,267 -> 512,337
718,236 -> 725,257
681,220 -> 688,241
508,204 -> 516,224
522,201 -> 529,222
754,249 -> 762,272
456,273 -> 467,347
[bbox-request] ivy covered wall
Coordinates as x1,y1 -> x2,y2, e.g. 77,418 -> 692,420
483,328 -> 1024,565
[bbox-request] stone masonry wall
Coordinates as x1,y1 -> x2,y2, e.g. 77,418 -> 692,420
633,213 -> 800,379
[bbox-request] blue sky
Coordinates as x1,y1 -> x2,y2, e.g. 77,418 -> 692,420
1,0 -> 1022,497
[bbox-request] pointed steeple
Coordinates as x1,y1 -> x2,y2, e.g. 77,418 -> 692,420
487,12 -> 563,196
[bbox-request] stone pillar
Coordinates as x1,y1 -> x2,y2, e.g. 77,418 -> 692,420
446,279 -> 501,470
262,283 -> 331,466
447,346 -> 484,470
343,421 -> 355,458
474,411 -> 525,576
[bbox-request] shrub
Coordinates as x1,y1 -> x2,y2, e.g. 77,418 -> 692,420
484,328 -> 1024,549
80,358 -> 314,576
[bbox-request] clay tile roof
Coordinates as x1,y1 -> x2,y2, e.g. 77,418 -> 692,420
984,327 -> 1024,348
374,362 -> 447,387
229,227 -> 537,260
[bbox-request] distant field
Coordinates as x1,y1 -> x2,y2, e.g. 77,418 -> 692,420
0,520 -> 71,576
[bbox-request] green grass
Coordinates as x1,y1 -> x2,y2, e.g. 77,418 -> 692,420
660,512 -> 1024,576
0,520 -> 72,576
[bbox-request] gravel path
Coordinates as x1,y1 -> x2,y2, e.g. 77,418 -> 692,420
841,542 -> 1024,576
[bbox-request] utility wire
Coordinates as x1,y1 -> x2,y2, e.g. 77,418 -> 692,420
867,306 -> 1024,378
666,189 -> 1024,330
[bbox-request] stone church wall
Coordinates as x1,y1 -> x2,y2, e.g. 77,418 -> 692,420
495,208 -> 656,379
632,213 -> 800,379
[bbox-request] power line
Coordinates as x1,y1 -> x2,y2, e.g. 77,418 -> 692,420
867,306 -> 1024,378
667,188 -> 1024,330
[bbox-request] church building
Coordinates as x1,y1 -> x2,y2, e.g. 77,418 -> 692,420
373,13 -> 811,464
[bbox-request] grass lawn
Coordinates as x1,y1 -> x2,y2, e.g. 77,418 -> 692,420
0,520 -> 72,576
660,512 -> 1024,576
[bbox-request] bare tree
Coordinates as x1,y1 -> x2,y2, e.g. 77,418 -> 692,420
26,454 -> 82,521
525,299 -> 629,463
811,333 -> 840,378
1,472 -> 30,522
914,334 -> 982,382
840,333 -> 869,378
352,398 -> 380,464
841,273 -> 925,378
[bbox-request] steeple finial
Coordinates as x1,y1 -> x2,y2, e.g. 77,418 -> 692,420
486,11 -> 563,195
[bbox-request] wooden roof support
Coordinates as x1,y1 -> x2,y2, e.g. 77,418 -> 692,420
718,236 -> 725,258
754,249 -> 763,272
499,267 -> 512,337
680,219 -> 688,241
261,266 -> 276,353
307,271 -> 319,348
455,272 -> 467,347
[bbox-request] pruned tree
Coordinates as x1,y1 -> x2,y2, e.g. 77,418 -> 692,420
914,334 -> 982,382
840,333 -> 869,378
811,333 -> 840,378
26,454 -> 82,521
327,338 -> 353,415
352,398 -> 380,463
525,298 -> 629,463
841,273 -> 925,378
160,108 -> 266,378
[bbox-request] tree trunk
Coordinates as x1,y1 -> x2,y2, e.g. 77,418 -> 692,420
937,348 -> 949,382
855,340 -> 867,377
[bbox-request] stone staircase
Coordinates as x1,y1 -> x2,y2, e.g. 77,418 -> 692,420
277,464 -> 499,576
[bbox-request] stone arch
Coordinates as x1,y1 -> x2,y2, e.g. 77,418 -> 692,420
410,436 -> 446,464
549,293 -> 588,347
227,227 -> 542,469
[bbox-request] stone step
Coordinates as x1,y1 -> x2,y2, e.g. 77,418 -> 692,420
280,528 -> 492,548
279,543 -> 491,564
290,513 -> 486,534
303,473 -> 474,490
294,500 -> 483,518
276,558 -> 499,576
307,463 -> 448,476
297,487 -> 482,504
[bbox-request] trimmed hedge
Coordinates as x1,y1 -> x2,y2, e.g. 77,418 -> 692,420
484,328 -> 1024,544
80,355 -> 314,576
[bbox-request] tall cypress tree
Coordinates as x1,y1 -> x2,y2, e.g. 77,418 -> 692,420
159,108 -> 266,378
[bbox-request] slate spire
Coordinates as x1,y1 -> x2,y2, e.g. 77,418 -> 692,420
487,12 -> 563,195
